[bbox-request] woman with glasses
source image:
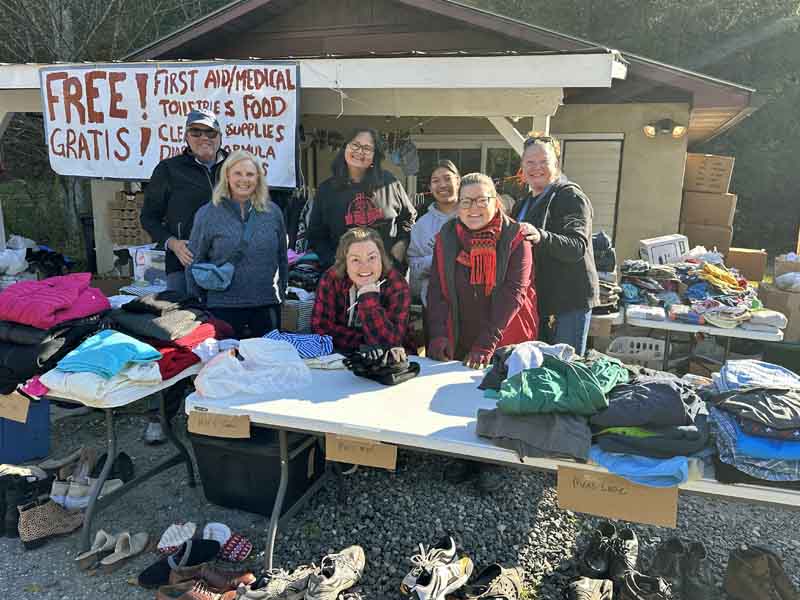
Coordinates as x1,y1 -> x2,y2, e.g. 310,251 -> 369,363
513,134 -> 599,355
426,173 -> 539,369
308,128 -> 417,270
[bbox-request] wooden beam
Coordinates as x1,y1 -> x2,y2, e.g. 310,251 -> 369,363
486,117 -> 524,156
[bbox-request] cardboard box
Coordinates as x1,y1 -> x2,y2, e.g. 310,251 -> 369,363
726,248 -> 767,282
684,153 -> 735,194
680,223 -> 733,254
775,255 -> 800,278
758,283 -> 800,343
681,192 -> 737,227
111,191 -> 145,210
639,234 -> 690,265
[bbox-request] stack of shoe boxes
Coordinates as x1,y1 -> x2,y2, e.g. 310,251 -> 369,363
110,191 -> 151,246
679,153 -> 736,254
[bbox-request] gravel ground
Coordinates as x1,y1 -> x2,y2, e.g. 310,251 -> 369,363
1,406 -> 799,599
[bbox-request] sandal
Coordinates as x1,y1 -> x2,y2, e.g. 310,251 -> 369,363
100,531 -> 150,572
138,540 -> 222,589
74,529 -> 117,570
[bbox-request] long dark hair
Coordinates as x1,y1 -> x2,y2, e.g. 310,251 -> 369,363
330,128 -> 385,192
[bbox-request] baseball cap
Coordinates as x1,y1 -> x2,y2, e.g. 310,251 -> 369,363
185,109 -> 220,131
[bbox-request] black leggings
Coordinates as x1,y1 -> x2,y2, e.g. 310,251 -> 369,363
210,304 -> 281,339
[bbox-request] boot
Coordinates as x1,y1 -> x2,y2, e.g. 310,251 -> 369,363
763,547 -> 800,600
649,538 -> 684,588
680,541 -> 714,600
567,577 -> 613,600
609,528 -> 639,580
580,522 -> 617,579
726,546 -> 800,600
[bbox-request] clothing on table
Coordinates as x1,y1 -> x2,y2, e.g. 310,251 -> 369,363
304,353 -> 347,370
192,338 -> 240,363
592,231 -> 617,273
591,380 -> 704,428
540,308 -> 592,356
0,273 -> 110,330
476,408 -> 591,461
187,198 -> 288,309
495,354 -> 628,416
594,415 -> 709,458
730,419 -> 800,461
512,174 -> 599,316
749,309 -> 788,329
307,171 -> 416,269
264,330 -> 333,359
478,341 -> 576,391
145,320 -> 234,379
108,295 -> 137,309
407,205 -> 457,305
713,359 -> 800,393
121,291 -> 202,315
589,446 -> 693,488
706,387 -> 800,430
140,147 -> 228,275
626,305 -> 667,322
41,362 -> 162,402
711,454 -> 800,488
210,304 -> 280,339
739,322 -> 782,334
426,212 -> 539,362
56,330 -> 161,379
0,314 -> 101,346
710,407 -> 800,481
110,308 -> 209,342
311,267 -> 410,353
737,418 -> 800,441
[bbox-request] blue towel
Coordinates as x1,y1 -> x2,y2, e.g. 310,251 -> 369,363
589,445 -> 689,487
57,329 -> 162,379
264,329 -> 333,359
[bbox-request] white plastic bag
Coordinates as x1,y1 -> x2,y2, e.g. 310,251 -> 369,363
775,272 -> 800,292
195,338 -> 312,399
0,248 -> 28,275
6,235 -> 36,250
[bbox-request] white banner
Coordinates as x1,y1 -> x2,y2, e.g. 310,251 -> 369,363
39,61 -> 299,188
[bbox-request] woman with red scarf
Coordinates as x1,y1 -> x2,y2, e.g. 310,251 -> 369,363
426,173 -> 539,369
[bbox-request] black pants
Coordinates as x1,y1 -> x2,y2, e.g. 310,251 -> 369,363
210,304 -> 281,339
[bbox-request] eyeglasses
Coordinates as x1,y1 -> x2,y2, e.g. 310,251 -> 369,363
524,135 -> 555,147
458,195 -> 494,209
347,142 -> 375,155
187,128 -> 219,139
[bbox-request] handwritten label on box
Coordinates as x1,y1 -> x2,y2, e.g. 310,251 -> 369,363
325,434 -> 397,471
187,410 -> 250,439
0,391 -> 30,424
557,466 -> 677,528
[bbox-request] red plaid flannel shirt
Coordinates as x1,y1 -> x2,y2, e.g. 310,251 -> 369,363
311,267 -> 410,352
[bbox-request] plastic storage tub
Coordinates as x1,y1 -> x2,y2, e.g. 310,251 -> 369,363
0,399 -> 50,463
190,426 -> 325,517
608,336 -> 665,369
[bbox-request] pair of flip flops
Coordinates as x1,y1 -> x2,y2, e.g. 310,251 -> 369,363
157,522 -> 253,563
75,529 -> 150,571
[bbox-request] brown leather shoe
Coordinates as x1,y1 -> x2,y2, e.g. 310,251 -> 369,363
170,563 -> 256,592
158,581 -> 238,600
724,546 -> 800,600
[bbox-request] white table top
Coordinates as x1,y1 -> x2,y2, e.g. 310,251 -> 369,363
185,358 -> 800,508
626,317 -> 784,342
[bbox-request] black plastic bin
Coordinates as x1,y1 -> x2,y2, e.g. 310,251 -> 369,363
190,427 -> 325,517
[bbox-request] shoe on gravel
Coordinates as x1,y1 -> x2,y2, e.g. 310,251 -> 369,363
236,565 -> 318,599
305,545 -> 365,600
410,555 -> 474,600
400,536 -> 457,597
648,538 -> 684,587
566,577 -> 613,600
609,528 -> 639,580
580,522 -> 617,579
145,420 -> 167,445
618,571 -> 672,600
454,563 -> 523,599
679,541 -> 714,600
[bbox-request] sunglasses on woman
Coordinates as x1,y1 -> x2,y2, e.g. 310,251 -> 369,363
524,135 -> 555,147
187,128 -> 219,139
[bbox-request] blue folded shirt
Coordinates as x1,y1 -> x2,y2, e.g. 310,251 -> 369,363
57,329 -> 161,379
589,445 -> 689,487
734,418 -> 800,460
263,329 -> 333,359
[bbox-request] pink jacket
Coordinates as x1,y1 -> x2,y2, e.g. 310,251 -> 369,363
0,273 -> 110,330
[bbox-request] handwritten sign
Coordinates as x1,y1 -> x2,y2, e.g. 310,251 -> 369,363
0,391 -> 31,423
557,466 -> 678,527
38,61 -> 299,188
325,434 -> 397,471
187,410 -> 250,439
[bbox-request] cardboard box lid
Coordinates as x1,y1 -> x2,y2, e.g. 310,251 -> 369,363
679,223 -> 733,253
681,192 -> 737,227
726,247 -> 767,282
684,153 -> 735,194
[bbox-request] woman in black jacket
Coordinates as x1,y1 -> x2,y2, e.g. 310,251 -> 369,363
307,128 -> 416,270
512,134 -> 599,355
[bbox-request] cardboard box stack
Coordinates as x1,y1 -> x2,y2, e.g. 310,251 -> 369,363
110,191 -> 151,246
679,154 -> 735,254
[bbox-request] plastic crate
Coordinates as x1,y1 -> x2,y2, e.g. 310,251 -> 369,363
0,399 -> 50,463
607,336 -> 665,369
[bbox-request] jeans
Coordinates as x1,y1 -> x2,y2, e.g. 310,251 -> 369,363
210,304 -> 281,339
166,271 -> 188,296
543,308 -> 592,356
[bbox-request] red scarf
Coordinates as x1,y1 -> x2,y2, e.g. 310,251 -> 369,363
455,211 -> 502,296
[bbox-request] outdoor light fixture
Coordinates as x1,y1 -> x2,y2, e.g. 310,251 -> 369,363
643,118 -> 687,139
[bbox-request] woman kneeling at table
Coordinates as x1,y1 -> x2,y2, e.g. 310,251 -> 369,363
427,172 -> 539,369
311,227 -> 411,353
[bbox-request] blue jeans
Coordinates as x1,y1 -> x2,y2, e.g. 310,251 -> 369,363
543,309 -> 592,356
166,271 -> 188,296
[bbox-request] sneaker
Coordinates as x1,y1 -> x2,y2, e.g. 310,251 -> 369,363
580,522 -> 617,579
455,563 -> 523,599
608,528 -> 639,580
235,565 -> 317,599
145,420 -> 167,445
400,536 -> 457,597
648,538 -> 684,587
50,479 -> 70,506
618,572 -> 672,600
679,542 -> 713,600
566,578 -> 613,600
410,556 -> 474,600
724,546 -> 799,600
305,545 -> 365,600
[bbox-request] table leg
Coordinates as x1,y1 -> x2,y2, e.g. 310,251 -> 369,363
159,389 -> 195,488
80,409 -> 117,552
662,330 -> 671,372
264,429 -> 289,571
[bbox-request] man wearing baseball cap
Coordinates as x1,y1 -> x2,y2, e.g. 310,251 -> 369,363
140,108 -> 229,294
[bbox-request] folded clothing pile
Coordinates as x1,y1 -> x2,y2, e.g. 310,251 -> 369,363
109,290 -> 212,342
0,273 -> 109,393
146,319 -> 234,379
343,345 -> 420,386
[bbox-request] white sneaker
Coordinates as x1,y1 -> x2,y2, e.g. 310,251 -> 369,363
400,536 -> 457,597
410,556 -> 474,600
236,565 -> 317,599
304,546 -> 365,600
144,421 -> 166,445
50,479 -> 70,506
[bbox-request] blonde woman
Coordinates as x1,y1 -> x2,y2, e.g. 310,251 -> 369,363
187,149 -> 287,338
